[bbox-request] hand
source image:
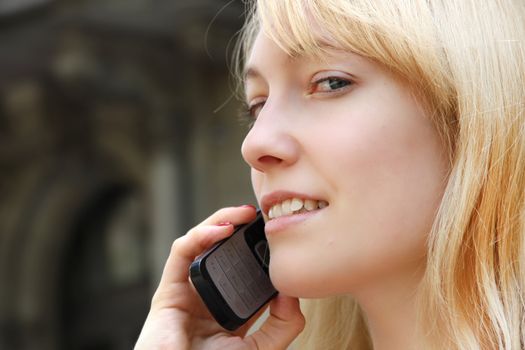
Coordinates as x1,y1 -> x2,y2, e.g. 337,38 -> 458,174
134,205 -> 305,350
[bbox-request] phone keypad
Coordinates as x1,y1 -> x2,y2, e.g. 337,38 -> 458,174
206,228 -> 276,319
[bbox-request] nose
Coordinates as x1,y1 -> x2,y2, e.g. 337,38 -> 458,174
241,108 -> 299,173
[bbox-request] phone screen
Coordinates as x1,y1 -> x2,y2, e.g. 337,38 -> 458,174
190,212 -> 277,330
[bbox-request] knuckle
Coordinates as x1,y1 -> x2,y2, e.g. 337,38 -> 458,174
185,226 -> 199,236
170,237 -> 185,255
150,290 -> 161,306
150,284 -> 177,309
150,290 -> 163,309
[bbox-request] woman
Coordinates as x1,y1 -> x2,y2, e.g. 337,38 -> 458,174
135,0 -> 525,349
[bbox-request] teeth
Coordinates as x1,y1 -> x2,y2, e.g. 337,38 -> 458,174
273,203 -> 282,217
290,198 -> 303,211
304,199 -> 317,211
268,197 -> 329,220
281,199 -> 292,216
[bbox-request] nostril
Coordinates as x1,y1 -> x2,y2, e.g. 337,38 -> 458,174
258,155 -> 282,165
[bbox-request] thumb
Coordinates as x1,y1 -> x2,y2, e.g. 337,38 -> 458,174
246,295 -> 305,350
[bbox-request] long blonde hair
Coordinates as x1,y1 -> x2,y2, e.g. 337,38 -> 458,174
235,1 -> 525,348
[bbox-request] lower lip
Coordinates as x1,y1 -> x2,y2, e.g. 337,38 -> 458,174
264,209 -> 324,235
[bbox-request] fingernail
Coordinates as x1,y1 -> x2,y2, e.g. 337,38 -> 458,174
240,204 -> 256,210
217,221 -> 232,226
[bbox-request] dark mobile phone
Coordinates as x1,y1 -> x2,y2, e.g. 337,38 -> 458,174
189,211 -> 277,331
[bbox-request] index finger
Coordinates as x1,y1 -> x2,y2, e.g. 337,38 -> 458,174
158,206 -> 258,287
159,224 -> 234,288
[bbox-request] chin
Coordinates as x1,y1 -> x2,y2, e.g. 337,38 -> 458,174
269,260 -> 331,298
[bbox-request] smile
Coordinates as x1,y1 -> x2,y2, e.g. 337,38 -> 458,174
268,198 -> 329,220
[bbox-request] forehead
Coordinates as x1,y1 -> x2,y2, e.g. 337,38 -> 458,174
243,31 -> 374,86
243,32 -> 349,82
244,33 -> 294,81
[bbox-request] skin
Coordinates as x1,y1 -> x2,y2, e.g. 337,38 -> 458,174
240,32 -> 449,349
135,31 -> 448,350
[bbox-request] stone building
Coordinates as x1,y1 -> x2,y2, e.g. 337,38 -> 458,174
0,1 -> 254,349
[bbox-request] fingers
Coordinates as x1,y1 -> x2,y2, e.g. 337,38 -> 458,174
199,205 -> 258,227
234,303 -> 270,337
245,295 -> 305,350
159,224 -> 234,288
158,205 -> 258,287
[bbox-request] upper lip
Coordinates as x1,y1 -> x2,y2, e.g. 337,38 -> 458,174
261,190 -> 327,216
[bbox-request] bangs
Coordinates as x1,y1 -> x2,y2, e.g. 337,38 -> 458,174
255,0 -> 420,71
244,0 -> 454,101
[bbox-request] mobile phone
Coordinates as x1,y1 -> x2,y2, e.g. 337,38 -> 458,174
189,211 -> 277,331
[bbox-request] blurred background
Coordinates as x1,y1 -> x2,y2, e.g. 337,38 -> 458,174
0,0 -> 254,349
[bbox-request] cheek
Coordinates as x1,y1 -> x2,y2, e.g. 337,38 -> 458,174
268,101 -> 447,296
332,113 -> 445,250
320,93 -> 447,232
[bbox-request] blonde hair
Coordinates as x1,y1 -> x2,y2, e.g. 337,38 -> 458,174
235,1 -> 525,349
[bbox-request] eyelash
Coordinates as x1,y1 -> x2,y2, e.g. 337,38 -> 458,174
240,76 -> 354,128
239,101 -> 259,129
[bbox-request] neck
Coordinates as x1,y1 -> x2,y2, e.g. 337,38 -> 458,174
353,265 -> 427,350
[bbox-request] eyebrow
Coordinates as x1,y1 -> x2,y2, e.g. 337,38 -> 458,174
243,54 -> 300,82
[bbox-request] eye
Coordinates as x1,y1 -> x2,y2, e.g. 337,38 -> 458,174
318,78 -> 351,91
248,100 -> 265,119
309,73 -> 354,95
239,97 -> 266,128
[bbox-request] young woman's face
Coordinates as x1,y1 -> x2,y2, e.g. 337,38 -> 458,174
241,32 -> 449,298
